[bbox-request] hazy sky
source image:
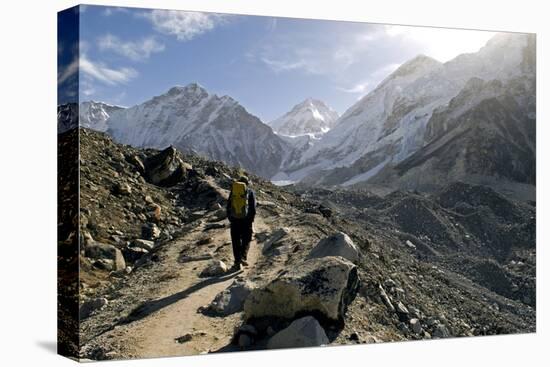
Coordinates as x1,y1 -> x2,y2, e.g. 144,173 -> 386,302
60,5 -> 497,121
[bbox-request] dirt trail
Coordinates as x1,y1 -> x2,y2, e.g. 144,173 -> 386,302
92,216 -> 271,359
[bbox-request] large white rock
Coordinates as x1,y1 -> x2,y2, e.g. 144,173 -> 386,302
267,316 -> 329,349
244,256 -> 359,323
207,279 -> 255,316
307,232 -> 361,264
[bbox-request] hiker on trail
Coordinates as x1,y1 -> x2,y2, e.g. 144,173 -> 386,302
227,175 -> 256,271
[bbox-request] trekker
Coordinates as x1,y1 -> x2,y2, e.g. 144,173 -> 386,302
226,175 -> 256,271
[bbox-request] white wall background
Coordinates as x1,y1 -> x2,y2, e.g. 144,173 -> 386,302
0,0 -> 547,366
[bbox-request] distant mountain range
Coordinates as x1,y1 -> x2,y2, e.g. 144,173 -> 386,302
57,33 -> 535,199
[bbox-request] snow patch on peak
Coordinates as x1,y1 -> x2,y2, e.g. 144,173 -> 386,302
269,98 -> 339,137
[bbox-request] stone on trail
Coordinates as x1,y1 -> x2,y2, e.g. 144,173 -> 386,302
85,242 -> 126,271
175,334 -> 193,344
307,232 -> 361,264
203,222 -> 226,231
244,256 -> 359,323
199,260 -> 228,277
267,316 -> 329,349
206,279 -> 256,316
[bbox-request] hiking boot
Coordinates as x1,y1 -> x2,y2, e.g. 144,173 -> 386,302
231,263 -> 243,272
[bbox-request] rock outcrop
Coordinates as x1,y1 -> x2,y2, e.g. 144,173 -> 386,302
307,232 -> 361,264
145,146 -> 192,187
244,256 -> 359,324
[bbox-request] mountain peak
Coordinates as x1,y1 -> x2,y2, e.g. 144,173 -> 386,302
391,54 -> 442,79
165,83 -> 208,98
270,98 -> 339,137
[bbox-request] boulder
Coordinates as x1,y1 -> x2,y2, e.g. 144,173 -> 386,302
207,279 -> 255,316
80,298 -> 108,319
378,285 -> 395,312
211,208 -> 227,222
126,154 -> 145,174
131,239 -> 155,251
410,318 -> 422,334
85,242 -> 126,271
199,260 -> 228,277
145,146 -> 190,187
244,256 -> 359,323
141,223 -> 161,240
238,334 -> 253,348
113,182 -> 132,196
147,204 -> 162,222
433,324 -> 451,338
262,227 -> 289,254
395,301 -> 409,315
267,316 -> 329,349
307,232 -> 361,264
122,245 -> 149,263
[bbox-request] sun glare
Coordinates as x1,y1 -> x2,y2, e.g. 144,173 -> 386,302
386,25 -> 497,62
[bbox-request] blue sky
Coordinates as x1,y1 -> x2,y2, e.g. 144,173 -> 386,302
59,5 -> 496,121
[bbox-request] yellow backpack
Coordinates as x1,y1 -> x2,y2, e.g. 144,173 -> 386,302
230,181 -> 248,219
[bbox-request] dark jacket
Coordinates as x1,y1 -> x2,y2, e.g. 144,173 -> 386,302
227,188 -> 256,223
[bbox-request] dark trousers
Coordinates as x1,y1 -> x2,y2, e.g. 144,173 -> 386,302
230,219 -> 253,265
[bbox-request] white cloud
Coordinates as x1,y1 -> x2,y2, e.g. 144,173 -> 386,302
250,25 -> 382,77
98,34 -> 165,61
58,59 -> 78,84
260,57 -> 307,73
102,7 -> 129,16
384,25 -> 495,62
141,10 -> 227,41
80,55 -> 138,85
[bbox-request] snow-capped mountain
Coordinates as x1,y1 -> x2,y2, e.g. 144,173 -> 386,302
79,101 -> 125,132
57,103 -> 79,134
269,98 -> 339,137
278,33 -> 535,187
106,83 -> 289,178
368,54 -> 536,200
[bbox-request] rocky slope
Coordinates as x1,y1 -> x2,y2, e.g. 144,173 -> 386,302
278,33 -> 535,190
105,83 -> 290,178
269,98 -> 339,137
68,129 -> 535,361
